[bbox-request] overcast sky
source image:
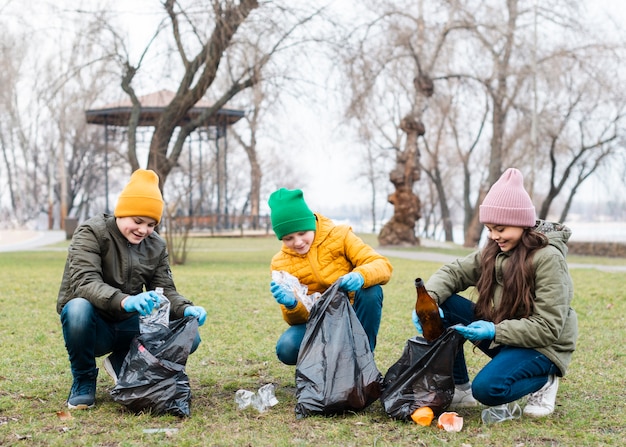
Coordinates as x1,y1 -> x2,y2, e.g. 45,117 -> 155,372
5,0 -> 625,223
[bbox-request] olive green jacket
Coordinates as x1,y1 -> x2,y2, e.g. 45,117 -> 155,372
426,221 -> 578,376
57,214 -> 193,321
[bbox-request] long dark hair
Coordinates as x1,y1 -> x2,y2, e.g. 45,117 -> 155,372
474,229 -> 548,323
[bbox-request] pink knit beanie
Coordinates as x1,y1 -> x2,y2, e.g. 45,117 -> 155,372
479,168 -> 536,227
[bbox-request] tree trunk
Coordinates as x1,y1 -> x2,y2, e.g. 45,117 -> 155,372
378,116 -> 423,246
247,149 -> 262,229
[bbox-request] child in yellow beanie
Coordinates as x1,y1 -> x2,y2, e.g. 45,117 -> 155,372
57,169 -> 207,410
268,187 -> 393,365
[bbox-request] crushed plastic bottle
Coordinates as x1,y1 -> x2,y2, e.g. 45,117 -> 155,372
139,287 -> 170,334
256,383 -> 279,410
235,390 -> 256,409
271,271 -> 321,311
481,401 -> 522,424
235,384 -> 279,413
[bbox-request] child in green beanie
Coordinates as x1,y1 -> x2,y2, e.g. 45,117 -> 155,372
268,188 -> 393,365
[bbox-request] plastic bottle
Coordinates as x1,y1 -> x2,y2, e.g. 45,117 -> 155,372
481,402 -> 522,424
154,287 -> 165,302
415,277 -> 444,341
139,287 -> 170,333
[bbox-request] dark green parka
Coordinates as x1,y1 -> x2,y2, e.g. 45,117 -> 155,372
57,214 -> 193,321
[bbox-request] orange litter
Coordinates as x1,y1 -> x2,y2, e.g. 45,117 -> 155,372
437,411 -> 464,432
410,406 -> 434,426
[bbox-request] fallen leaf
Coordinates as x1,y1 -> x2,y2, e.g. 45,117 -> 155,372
56,410 -> 73,421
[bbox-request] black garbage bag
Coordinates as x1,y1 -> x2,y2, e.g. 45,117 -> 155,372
295,281 -> 383,418
110,316 -> 198,417
380,327 -> 465,420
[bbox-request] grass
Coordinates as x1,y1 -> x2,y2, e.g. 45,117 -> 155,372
0,235 -> 625,446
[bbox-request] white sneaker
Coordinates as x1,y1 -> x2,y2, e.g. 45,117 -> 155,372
449,385 -> 478,409
523,375 -> 559,418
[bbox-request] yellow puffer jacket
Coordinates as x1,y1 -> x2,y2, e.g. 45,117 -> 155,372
270,213 -> 393,325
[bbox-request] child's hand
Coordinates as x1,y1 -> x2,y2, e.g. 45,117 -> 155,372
412,309 -> 423,334
184,306 -> 207,326
270,281 -> 297,308
412,307 -> 444,334
339,272 -> 364,292
454,321 -> 495,342
122,291 -> 160,316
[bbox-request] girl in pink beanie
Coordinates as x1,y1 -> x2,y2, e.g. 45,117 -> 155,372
412,168 -> 578,423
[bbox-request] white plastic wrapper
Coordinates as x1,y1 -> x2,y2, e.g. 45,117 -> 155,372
139,287 -> 171,334
271,270 -> 322,311
235,384 -> 279,413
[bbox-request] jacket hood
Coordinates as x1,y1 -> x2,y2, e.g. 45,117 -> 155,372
534,220 -> 572,257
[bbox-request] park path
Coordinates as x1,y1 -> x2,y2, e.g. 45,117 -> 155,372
377,248 -> 626,273
1,229 -> 624,272
0,230 -> 66,252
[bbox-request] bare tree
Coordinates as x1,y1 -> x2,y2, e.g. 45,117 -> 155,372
419,79 -> 489,242
338,0 -> 626,248
46,23 -> 121,225
0,3 -> 115,228
533,56 -> 626,222
340,0 -> 467,245
230,83 -> 265,229
118,0 -> 260,187
359,142 -> 393,233
0,30 -> 28,224
451,1 -> 626,246
99,0 -> 324,201
453,0 -> 534,246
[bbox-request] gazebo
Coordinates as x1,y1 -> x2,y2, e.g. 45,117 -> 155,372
85,89 -> 245,215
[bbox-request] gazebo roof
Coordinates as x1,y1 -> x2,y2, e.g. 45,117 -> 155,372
85,89 -> 245,127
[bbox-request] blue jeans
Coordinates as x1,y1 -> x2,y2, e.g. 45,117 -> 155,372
440,294 -> 560,406
60,297 -> 201,379
275,285 -> 384,365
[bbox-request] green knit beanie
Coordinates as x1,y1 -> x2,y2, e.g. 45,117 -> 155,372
268,188 -> 316,240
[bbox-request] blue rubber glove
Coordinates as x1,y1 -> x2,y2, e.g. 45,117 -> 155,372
412,307 -> 444,334
270,281 -> 297,308
184,306 -> 207,326
454,320 -> 496,342
122,291 -> 160,316
339,272 -> 364,292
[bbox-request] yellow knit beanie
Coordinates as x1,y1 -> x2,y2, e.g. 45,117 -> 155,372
114,169 -> 164,223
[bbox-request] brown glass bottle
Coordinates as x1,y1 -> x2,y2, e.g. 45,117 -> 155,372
415,277 -> 444,342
